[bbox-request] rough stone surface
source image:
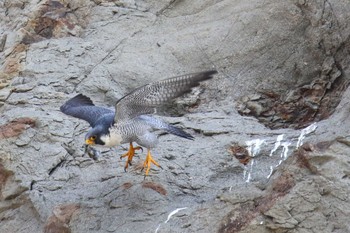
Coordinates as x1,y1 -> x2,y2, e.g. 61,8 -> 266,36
1,0 -> 350,232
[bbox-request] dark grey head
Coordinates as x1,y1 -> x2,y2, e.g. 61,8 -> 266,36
85,125 -> 108,146
84,113 -> 115,146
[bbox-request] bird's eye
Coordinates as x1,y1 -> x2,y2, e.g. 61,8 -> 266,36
90,136 -> 96,140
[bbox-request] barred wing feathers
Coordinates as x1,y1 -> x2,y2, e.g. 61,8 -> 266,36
114,70 -> 217,123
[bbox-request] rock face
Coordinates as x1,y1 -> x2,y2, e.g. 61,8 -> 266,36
1,0 -> 350,232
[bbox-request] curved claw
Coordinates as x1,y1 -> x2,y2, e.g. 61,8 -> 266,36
120,143 -> 143,171
142,149 -> 161,176
123,160 -> 133,172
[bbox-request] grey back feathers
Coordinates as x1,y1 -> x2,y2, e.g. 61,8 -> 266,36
114,70 -> 217,123
60,94 -> 114,127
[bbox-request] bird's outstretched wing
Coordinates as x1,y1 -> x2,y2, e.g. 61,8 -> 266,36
114,70 -> 217,123
60,94 -> 114,127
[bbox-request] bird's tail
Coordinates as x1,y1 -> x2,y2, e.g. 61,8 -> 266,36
137,115 -> 194,140
165,124 -> 194,140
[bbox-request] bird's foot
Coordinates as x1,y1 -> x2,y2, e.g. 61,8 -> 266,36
142,150 -> 162,177
120,143 -> 143,171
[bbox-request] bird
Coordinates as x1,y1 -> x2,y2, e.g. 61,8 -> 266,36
60,70 -> 217,175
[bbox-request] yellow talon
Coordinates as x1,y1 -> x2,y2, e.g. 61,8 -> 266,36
120,142 -> 143,171
143,149 -> 161,176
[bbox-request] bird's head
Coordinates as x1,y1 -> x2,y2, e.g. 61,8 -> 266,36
85,126 -> 107,146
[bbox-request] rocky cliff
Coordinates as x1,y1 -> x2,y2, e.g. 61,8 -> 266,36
1,0 -> 350,232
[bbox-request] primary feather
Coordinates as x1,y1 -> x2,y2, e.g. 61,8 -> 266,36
114,70 -> 217,123
60,94 -> 113,127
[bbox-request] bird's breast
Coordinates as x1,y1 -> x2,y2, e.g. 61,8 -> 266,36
101,131 -> 123,147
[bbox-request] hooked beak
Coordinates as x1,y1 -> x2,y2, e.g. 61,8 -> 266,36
85,138 -> 95,145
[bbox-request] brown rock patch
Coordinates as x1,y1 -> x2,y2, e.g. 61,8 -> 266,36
122,182 -> 133,190
142,181 -> 167,196
0,163 -> 14,195
44,203 -> 80,233
228,143 -> 252,165
237,57 -> 349,129
21,0 -> 83,45
2,44 -> 28,77
0,117 -> 36,139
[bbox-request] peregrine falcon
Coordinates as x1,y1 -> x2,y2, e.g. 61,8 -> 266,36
60,70 -> 217,175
